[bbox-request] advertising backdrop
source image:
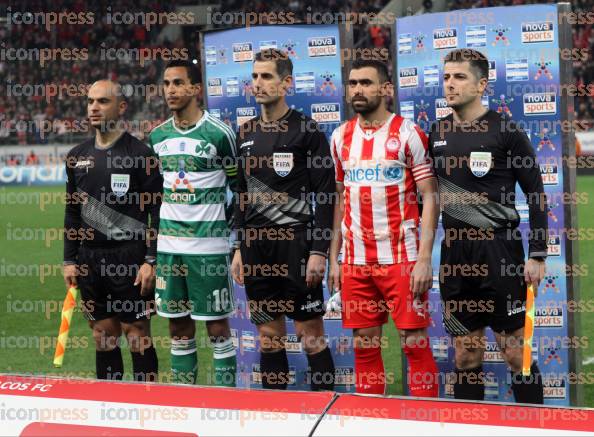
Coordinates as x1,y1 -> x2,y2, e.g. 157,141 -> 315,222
395,4 -> 577,405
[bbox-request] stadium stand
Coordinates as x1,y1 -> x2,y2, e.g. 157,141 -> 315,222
448,0 -> 594,129
0,0 -> 592,146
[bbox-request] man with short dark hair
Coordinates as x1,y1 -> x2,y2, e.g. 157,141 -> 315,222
327,59 -> 440,396
149,59 -> 238,386
429,48 -> 547,403
230,49 -> 336,391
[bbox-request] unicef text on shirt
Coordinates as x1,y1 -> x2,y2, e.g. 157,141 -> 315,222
344,164 -> 404,183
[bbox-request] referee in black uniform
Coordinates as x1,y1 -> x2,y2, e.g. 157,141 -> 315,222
63,80 -> 162,382
429,49 -> 547,403
230,49 -> 336,391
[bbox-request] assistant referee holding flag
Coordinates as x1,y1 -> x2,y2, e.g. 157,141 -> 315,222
63,80 -> 163,381
429,49 -> 547,403
230,49 -> 336,391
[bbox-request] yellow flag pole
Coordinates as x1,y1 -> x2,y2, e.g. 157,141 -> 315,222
53,285 -> 79,368
522,284 -> 536,376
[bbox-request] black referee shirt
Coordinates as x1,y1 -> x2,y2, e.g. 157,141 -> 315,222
233,109 -> 335,255
63,131 -> 163,263
428,110 -> 548,258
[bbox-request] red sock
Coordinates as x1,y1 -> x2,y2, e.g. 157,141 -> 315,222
403,339 -> 439,397
354,346 -> 385,395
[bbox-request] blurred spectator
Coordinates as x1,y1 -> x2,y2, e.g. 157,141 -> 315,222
25,150 -> 39,165
449,0 -> 594,125
3,0 -> 592,148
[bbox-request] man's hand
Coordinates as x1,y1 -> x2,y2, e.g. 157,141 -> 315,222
135,263 -> 156,296
306,254 -> 326,288
63,264 -> 78,288
410,259 -> 432,298
327,260 -> 342,294
231,249 -> 244,286
525,258 -> 546,296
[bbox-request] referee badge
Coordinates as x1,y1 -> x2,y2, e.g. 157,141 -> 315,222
273,153 -> 293,177
469,151 -> 492,177
111,173 -> 130,197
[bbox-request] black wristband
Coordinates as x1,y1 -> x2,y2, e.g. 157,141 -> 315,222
144,256 -> 157,266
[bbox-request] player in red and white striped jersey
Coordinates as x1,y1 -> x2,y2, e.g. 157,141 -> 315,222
332,111 -> 433,265
327,60 -> 440,396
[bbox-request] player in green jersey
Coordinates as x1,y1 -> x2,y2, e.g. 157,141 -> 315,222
149,60 -> 237,387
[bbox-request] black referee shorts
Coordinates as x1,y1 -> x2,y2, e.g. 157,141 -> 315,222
77,242 -> 155,323
240,227 -> 325,325
439,231 -> 527,336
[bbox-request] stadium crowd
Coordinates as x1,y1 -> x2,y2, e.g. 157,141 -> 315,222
1,0 -> 592,146
448,0 -> 594,126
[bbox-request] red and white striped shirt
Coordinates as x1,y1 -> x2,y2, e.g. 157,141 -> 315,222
331,114 -> 434,265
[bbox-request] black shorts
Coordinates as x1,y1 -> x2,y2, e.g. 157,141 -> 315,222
439,231 -> 527,336
240,227 -> 325,325
77,242 -> 155,323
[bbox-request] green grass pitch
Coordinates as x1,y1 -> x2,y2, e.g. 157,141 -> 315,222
1,178 -> 593,405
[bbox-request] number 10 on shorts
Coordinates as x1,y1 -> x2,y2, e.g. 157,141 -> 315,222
211,288 -> 232,313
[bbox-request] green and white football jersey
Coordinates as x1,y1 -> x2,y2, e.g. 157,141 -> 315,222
149,110 -> 237,255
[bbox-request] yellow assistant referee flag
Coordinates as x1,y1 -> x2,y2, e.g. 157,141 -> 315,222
53,285 -> 79,368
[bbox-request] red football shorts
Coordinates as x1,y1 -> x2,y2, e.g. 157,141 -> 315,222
341,262 -> 431,330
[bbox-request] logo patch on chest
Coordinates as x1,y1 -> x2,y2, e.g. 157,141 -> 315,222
273,153 -> 293,177
469,151 -> 492,177
385,137 -> 401,152
111,173 -> 130,197
194,140 -> 215,158
75,159 -> 92,169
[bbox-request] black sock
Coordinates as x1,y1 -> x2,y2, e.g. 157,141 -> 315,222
454,365 -> 484,400
307,347 -> 335,391
511,362 -> 544,404
131,346 -> 159,382
260,349 -> 289,390
96,347 -> 123,380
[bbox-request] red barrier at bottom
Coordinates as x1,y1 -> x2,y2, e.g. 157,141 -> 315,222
317,394 -> 594,436
1,374 -> 593,436
20,423 -> 195,436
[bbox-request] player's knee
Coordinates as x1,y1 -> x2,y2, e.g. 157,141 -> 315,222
122,319 -> 150,335
256,316 -> 286,351
169,316 -> 195,339
354,326 -> 381,338
454,347 -> 482,369
260,336 -> 285,353
500,347 -> 523,372
301,334 -> 327,355
126,334 -> 152,353
206,319 -> 231,341
258,330 -> 285,352
353,327 -> 382,349
92,327 -> 119,351
400,329 -> 429,348
294,318 -> 324,340
401,335 -> 431,355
